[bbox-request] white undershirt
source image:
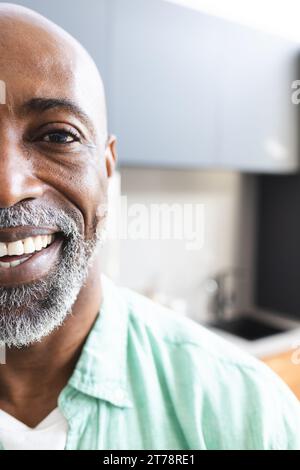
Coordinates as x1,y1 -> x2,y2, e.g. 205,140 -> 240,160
0,407 -> 68,450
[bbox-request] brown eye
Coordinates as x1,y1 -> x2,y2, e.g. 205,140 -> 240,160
41,130 -> 80,144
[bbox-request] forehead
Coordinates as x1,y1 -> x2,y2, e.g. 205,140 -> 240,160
0,17 -> 105,136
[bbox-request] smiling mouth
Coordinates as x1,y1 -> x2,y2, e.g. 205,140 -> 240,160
0,229 -> 65,287
0,234 -> 57,268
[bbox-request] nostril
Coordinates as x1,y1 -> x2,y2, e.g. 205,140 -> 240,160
0,176 -> 45,209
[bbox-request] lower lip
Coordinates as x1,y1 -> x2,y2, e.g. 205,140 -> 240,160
0,236 -> 64,287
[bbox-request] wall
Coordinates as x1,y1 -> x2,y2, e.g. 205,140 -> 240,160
105,168 -> 257,323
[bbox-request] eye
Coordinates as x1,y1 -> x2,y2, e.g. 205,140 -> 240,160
40,129 -> 80,145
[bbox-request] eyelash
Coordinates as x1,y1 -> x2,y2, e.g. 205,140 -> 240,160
38,128 -> 81,145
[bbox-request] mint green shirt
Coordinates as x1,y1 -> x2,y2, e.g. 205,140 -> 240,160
3,276 -> 300,450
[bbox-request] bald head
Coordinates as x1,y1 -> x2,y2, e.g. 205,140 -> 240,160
0,2 -> 108,144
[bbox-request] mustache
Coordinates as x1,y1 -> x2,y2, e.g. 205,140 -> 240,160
0,201 -> 81,238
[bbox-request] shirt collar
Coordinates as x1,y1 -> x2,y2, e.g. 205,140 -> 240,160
66,275 -> 133,408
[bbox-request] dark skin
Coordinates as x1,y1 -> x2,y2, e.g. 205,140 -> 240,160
0,4 -> 117,427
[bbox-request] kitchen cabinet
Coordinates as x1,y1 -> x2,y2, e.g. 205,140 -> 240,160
108,0 -> 300,172
13,0 -> 300,172
108,0 -> 220,168
218,21 -> 299,173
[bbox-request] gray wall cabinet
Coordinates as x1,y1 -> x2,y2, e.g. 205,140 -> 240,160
4,0 -> 300,172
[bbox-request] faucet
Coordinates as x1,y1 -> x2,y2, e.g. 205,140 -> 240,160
204,268 -> 244,323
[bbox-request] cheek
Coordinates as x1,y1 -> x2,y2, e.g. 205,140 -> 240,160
72,171 -> 108,240
87,160 -> 109,239
36,156 -> 108,239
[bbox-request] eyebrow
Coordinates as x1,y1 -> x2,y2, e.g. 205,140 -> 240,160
21,97 -> 95,136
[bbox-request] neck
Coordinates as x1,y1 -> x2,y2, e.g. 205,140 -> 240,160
0,251 -> 103,427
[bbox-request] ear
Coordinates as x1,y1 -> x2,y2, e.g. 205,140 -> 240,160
105,135 -> 117,178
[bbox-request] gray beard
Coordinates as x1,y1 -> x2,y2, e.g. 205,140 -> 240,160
0,203 -> 104,348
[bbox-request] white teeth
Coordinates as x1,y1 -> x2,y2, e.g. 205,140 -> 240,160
10,260 -> 22,267
0,256 -> 31,269
8,240 -> 24,256
34,236 -> 43,251
0,261 -> 10,268
23,237 -> 35,254
0,233 -> 56,268
0,243 -> 7,257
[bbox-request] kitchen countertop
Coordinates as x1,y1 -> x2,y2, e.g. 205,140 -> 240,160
208,309 -> 300,357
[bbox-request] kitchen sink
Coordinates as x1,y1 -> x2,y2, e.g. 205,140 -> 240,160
210,315 -> 289,341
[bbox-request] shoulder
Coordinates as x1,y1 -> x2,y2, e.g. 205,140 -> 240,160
117,282 -> 300,449
120,281 -> 262,368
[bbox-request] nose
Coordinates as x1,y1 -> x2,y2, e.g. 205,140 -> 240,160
0,135 -> 45,208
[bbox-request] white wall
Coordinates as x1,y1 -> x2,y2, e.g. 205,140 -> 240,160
107,168 -> 257,323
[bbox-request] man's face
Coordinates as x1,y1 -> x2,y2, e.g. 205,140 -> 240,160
0,12 -> 114,347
